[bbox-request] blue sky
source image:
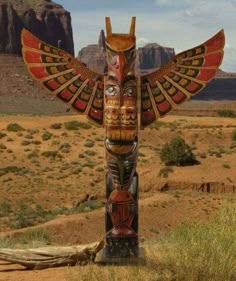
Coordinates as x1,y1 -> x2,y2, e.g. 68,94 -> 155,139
56,0 -> 236,72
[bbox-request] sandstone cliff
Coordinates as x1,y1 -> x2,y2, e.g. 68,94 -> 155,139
137,43 -> 175,70
0,0 -> 74,55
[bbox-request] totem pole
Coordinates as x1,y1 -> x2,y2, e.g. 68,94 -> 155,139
21,17 -> 225,260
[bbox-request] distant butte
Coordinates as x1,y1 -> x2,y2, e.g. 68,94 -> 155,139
0,0 -> 74,55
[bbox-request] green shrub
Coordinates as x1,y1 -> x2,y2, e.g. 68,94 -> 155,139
32,140 -> 41,145
59,143 -> 71,153
24,133 -> 33,139
6,123 -> 25,132
21,140 -> 31,146
84,140 -> 95,148
160,137 -> 197,166
0,199 -> 11,217
0,143 -> 7,149
71,166 -> 82,174
64,120 -> 92,130
85,149 -> 96,156
217,109 -> 236,118
42,131 -> 52,141
27,128 -> 39,135
96,167 -> 104,172
0,166 -> 30,177
41,150 -> 60,159
0,132 -> 7,139
50,123 -> 62,129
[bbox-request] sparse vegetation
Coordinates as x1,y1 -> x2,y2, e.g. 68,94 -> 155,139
41,150 -> 61,159
0,166 -> 30,177
0,199 -> 11,217
64,202 -> 236,281
217,109 -> 236,118
85,149 -> 96,156
6,123 -> 25,132
41,130 -> 52,141
21,140 -> 31,146
0,228 -> 50,249
50,122 -> 62,129
64,120 -> 92,130
0,132 -> 7,139
84,140 -> 95,148
59,142 -> 71,153
160,137 -> 197,166
0,143 -> 7,149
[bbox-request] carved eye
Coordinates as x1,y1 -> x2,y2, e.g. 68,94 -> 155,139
106,86 -> 119,96
124,87 -> 136,97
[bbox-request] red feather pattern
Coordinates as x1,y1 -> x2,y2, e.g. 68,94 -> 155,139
140,30 -> 225,127
21,29 -> 104,125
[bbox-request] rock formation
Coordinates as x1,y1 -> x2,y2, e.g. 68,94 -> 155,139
137,43 -> 175,70
0,0 -> 74,55
78,30 -> 107,74
78,30 -> 175,74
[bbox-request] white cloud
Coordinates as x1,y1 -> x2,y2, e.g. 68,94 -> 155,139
136,37 -> 152,47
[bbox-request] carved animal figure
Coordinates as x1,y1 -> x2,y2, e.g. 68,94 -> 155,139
21,17 -> 225,258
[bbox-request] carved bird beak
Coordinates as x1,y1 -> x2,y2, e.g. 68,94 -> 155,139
114,54 -> 126,84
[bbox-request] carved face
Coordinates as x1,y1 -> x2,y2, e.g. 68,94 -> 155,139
104,18 -> 138,142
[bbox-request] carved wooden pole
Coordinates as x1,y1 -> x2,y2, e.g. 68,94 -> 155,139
103,17 -> 139,258
19,17 -> 225,266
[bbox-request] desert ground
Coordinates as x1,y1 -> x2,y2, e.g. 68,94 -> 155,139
0,113 -> 236,280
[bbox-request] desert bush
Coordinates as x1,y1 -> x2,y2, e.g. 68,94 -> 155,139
71,166 -> 82,174
64,120 -> 92,130
217,109 -> 236,118
27,128 -> 39,135
0,143 -> 7,149
223,163 -> 231,169
85,149 -> 96,156
50,122 -> 62,129
160,137 -> 197,166
59,142 -> 71,153
0,166 -> 30,177
41,131 -> 52,141
84,140 -> 95,148
24,133 -> 33,139
0,199 -> 11,217
21,140 -> 31,146
27,150 -> 39,159
0,132 -> 6,139
41,150 -> 60,159
96,167 -> 104,172
32,140 -> 41,145
232,129 -> 236,141
79,153 -> 85,158
6,123 -> 25,132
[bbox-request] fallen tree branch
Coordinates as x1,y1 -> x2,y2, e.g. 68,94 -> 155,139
0,240 -> 104,270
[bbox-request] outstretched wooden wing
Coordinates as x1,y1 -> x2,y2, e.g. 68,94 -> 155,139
21,29 -> 104,125
140,30 -> 225,127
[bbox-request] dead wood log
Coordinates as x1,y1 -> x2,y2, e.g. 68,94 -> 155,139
0,240 -> 104,270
